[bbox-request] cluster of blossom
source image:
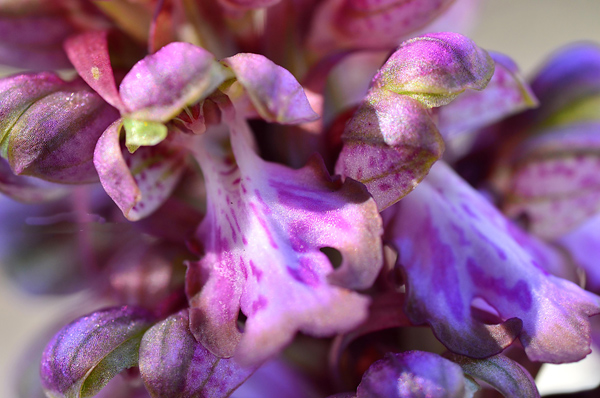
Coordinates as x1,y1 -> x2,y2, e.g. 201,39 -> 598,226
1,0 -> 600,397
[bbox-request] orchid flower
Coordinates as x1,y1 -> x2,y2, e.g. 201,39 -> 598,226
2,0 -> 600,397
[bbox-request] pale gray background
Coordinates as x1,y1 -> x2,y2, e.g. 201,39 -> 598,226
2,1 -> 600,396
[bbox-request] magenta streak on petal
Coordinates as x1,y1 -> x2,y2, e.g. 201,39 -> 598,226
185,104 -> 382,365
384,161 -> 600,363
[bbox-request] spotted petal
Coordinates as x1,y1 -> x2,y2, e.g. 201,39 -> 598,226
335,90 -> 444,210
139,309 -> 255,398
503,121 -> 600,239
94,119 -> 188,221
373,32 -> 494,108
186,108 -> 382,365
40,306 -> 155,398
354,351 -> 477,398
221,53 -> 318,124
384,161 -> 600,363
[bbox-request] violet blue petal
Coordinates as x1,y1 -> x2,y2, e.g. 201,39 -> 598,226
444,353 -> 540,398
221,53 -> 318,124
119,42 -> 226,122
529,43 -> 600,126
0,73 -> 119,183
557,213 -> 600,293
139,309 -> 256,398
355,351 -> 476,398
383,161 -> 600,363
503,121 -> 600,239
64,31 -> 126,111
335,90 -> 444,210
373,32 -> 494,108
307,0 -> 455,56
94,119 -> 187,221
186,107 -> 382,365
0,158 -> 68,203
437,52 -> 538,145
40,306 -> 155,398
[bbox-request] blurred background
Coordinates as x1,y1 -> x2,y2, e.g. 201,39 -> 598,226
1,0 -> 600,396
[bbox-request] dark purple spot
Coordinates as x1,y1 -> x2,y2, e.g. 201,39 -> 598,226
249,260 -> 263,282
251,295 -> 268,314
287,258 -> 319,287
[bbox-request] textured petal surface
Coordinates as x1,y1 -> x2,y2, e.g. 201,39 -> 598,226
356,351 -> 472,398
94,120 -> 187,221
120,42 -> 226,122
218,0 -> 281,10
437,52 -> 537,145
40,306 -> 154,398
503,122 -> 600,239
335,90 -> 444,210
0,72 -> 119,183
384,161 -> 600,362
222,53 -> 318,124
307,0 -> 455,55
445,353 -> 540,398
139,309 -> 255,398
373,32 -> 494,108
186,108 -> 382,365
64,30 -> 125,111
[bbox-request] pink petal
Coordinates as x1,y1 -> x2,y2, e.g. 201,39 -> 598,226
384,161 -> 600,363
335,90 -> 444,210
64,30 -> 126,111
186,108 -> 382,365
120,42 -> 226,122
222,53 -> 318,124
373,32 -> 494,108
94,119 -> 188,221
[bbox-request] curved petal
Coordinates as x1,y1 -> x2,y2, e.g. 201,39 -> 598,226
445,353 -> 540,398
0,158 -> 68,203
64,30 -> 126,111
355,351 -> 475,398
120,42 -> 226,122
335,90 -> 444,210
186,108 -> 382,365
373,32 -> 494,108
94,119 -> 188,221
139,309 -> 255,398
222,53 -> 318,124
40,306 -> 155,398
384,161 -> 600,363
